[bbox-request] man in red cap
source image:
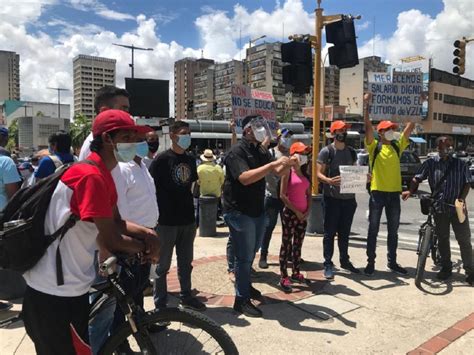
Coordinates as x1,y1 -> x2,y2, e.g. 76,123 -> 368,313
362,93 -> 415,276
317,120 -> 359,279
22,109 -> 159,355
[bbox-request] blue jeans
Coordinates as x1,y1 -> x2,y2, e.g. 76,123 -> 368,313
224,211 -> 265,301
367,191 -> 401,265
153,224 -> 196,308
226,235 -> 235,272
261,196 -> 284,256
323,196 -> 357,267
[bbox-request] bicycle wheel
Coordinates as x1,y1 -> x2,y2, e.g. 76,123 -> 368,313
99,307 -> 238,355
415,225 -> 432,288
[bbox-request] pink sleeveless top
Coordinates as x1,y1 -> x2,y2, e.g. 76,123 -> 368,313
286,169 -> 310,213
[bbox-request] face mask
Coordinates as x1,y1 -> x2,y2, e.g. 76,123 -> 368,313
297,154 -> 308,166
177,134 -> 191,150
147,141 -> 159,153
335,132 -> 347,142
135,141 -> 149,158
440,146 -> 454,158
252,126 -> 267,143
114,143 -> 137,163
280,137 -> 292,148
384,130 -> 395,141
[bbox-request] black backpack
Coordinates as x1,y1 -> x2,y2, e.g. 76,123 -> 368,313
0,161 -> 95,285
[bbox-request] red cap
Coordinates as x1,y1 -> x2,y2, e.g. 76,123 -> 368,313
330,120 -> 351,133
290,142 -> 311,155
92,110 -> 153,137
376,120 -> 398,132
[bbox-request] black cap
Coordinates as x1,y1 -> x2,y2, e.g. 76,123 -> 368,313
241,115 -> 262,129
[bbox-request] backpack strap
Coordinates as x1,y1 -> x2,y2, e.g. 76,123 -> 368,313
390,141 -> 400,157
347,146 -> 357,164
326,144 -> 336,177
49,155 -> 64,170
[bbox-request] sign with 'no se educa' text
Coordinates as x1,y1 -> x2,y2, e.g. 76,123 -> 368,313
367,72 -> 423,122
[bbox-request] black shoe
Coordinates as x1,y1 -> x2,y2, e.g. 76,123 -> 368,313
340,262 -> 361,274
251,267 -> 261,279
0,301 -> 13,312
436,268 -> 452,281
364,263 -> 375,276
465,273 -> 473,286
387,263 -> 408,275
147,322 -> 170,333
233,299 -> 263,318
250,285 -> 262,299
258,255 -> 268,269
180,297 -> 207,312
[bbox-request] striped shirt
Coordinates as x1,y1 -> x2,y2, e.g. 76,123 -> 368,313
414,156 -> 470,213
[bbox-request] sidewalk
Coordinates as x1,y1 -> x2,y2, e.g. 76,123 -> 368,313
1,225 -> 473,354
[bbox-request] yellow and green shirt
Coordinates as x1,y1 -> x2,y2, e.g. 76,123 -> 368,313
365,135 -> 409,192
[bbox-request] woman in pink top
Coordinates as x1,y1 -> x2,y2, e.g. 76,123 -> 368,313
278,142 -> 312,292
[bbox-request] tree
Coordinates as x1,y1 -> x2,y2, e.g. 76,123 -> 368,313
69,113 -> 92,149
6,119 -> 18,151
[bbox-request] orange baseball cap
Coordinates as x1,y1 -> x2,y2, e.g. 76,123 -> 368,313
290,142 -> 311,155
376,120 -> 398,132
329,120 -> 351,133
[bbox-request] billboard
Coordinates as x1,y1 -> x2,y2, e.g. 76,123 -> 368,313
125,78 -> 169,118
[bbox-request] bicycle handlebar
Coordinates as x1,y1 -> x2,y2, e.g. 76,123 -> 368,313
99,256 -> 118,275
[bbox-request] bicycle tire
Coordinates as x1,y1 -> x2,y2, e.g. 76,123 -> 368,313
415,225 -> 432,287
99,307 -> 238,355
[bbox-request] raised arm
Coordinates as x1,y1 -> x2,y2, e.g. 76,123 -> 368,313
363,93 -> 375,145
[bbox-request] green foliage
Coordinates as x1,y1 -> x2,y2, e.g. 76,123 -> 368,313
69,113 -> 92,149
6,119 -> 18,151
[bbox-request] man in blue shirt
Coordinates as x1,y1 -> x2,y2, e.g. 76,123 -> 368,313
403,136 -> 472,285
35,130 -> 75,179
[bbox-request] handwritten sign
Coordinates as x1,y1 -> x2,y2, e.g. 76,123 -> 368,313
367,72 -> 423,122
339,165 -> 369,194
231,84 -> 277,133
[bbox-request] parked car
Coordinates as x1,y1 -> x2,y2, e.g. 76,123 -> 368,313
400,151 -> 421,186
427,151 -> 439,158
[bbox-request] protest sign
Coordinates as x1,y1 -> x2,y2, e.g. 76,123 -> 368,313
339,165 -> 369,194
231,84 -> 277,133
367,72 -> 423,122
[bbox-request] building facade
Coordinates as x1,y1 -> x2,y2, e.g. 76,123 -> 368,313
339,56 -> 389,116
0,50 -> 20,101
174,58 -> 214,120
213,60 -> 246,120
17,116 -> 70,151
73,55 -> 116,118
1,100 -> 70,126
324,65 -> 340,106
422,68 -> 474,151
193,67 -> 215,120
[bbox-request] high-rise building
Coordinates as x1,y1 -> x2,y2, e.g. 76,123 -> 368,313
174,58 -> 214,120
247,42 -> 308,120
323,65 -> 340,106
213,60 -> 246,120
339,56 -> 389,115
193,67 -> 215,120
73,55 -> 116,118
0,50 -> 20,101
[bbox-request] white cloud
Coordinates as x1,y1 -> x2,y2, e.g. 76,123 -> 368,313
0,0 -> 57,25
356,21 -> 370,31
69,0 -> 135,21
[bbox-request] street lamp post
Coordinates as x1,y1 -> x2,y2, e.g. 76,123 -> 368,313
47,87 -> 69,119
113,43 -> 154,78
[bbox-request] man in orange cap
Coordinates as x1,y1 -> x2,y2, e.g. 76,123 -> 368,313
317,120 -> 359,279
362,93 -> 415,276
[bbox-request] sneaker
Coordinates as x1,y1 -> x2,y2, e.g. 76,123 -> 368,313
364,263 -> 375,276
180,297 -> 207,312
323,265 -> 334,279
250,285 -> 262,299
340,262 -> 361,274
0,301 -> 13,312
279,277 -> 293,293
291,273 -> 311,285
436,267 -> 452,281
465,273 -> 473,286
258,255 -> 269,269
233,299 -> 263,318
387,263 -> 408,276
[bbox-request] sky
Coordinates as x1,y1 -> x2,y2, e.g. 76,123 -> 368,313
0,0 -> 473,117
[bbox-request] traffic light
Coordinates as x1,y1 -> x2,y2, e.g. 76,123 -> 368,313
187,99 -> 194,112
213,102 -> 218,114
453,39 -> 466,75
325,16 -> 359,69
281,41 -> 313,94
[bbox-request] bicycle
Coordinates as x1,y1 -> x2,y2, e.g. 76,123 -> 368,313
415,196 -> 441,288
0,255 -> 239,354
94,255 -> 239,355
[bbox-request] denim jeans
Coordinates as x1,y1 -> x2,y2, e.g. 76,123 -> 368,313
434,211 -> 472,274
153,223 -> 196,308
224,211 -> 265,301
226,235 -> 235,272
261,196 -> 284,256
367,191 -> 401,265
323,196 -> 357,267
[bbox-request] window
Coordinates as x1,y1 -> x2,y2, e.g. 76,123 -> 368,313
438,93 -> 443,101
433,113 -> 437,120
434,92 -> 438,100
443,94 -> 474,107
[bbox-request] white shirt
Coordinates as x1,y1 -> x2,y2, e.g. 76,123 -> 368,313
111,160 -> 159,227
78,132 -> 93,161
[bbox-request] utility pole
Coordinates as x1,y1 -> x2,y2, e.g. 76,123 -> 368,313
47,87 -> 69,119
113,43 -> 154,78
